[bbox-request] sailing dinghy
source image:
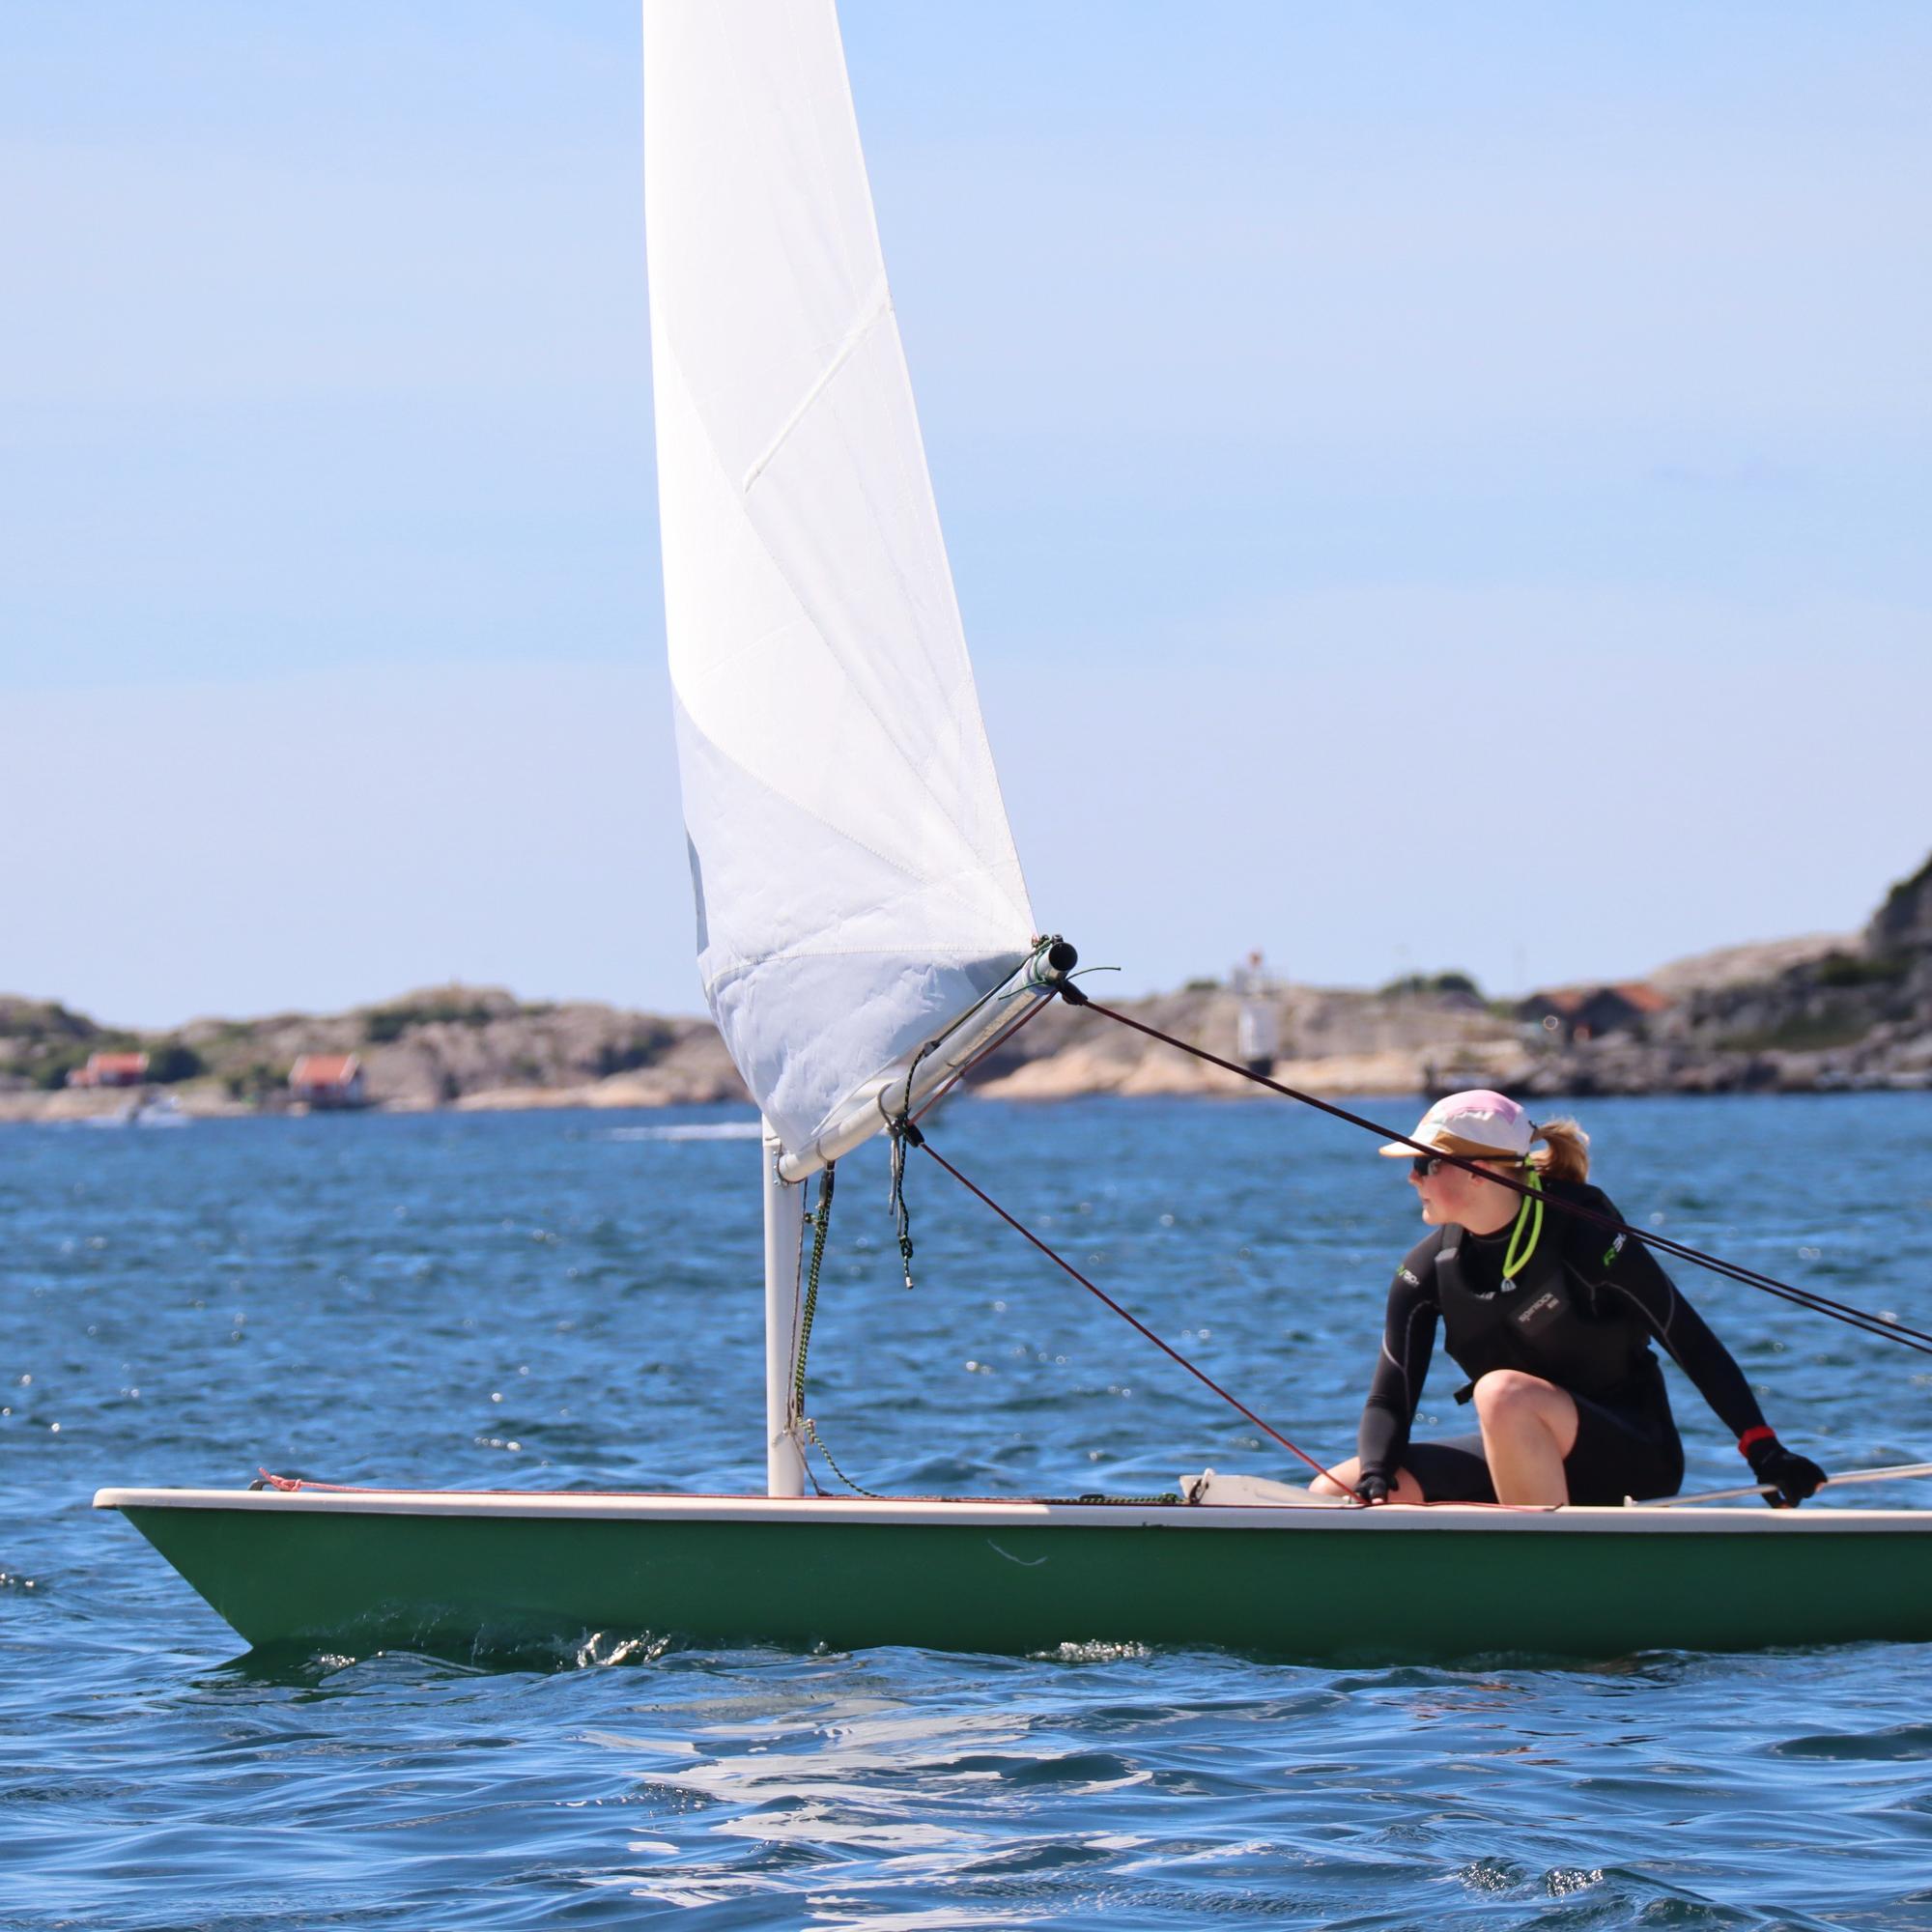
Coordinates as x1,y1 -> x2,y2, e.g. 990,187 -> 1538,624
97,0 -> 1932,1662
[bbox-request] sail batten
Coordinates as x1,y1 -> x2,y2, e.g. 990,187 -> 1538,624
644,0 -> 1035,1159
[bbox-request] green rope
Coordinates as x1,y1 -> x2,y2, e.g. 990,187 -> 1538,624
1501,1163 -> 1546,1280
789,1162 -> 888,1499
1040,1491 -> 1182,1505
802,1416 -> 888,1499
791,1162 -> 836,1415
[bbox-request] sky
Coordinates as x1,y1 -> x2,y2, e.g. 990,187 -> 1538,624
5,3 -> 1929,1027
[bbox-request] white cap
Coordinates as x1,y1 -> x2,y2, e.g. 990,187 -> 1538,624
1378,1089 -> 1534,1160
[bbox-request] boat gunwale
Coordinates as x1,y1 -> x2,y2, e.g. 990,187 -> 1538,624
91,1486 -> 1932,1535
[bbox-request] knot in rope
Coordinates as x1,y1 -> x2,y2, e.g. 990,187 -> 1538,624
887,1116 -> 924,1292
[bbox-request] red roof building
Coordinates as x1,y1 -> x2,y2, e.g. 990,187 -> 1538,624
1517,984 -> 1673,1043
69,1051 -> 151,1089
290,1054 -> 367,1108
1603,981 -> 1674,1016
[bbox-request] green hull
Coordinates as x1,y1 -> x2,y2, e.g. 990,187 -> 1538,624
99,1489 -> 1932,1661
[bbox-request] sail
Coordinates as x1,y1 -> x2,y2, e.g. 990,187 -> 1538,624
642,0 -> 1036,1159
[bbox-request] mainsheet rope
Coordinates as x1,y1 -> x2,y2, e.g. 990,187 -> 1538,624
912,1127 -> 1365,1500
887,986 -> 1063,1298
810,979 -> 1360,1498
1064,989 -> 1932,1360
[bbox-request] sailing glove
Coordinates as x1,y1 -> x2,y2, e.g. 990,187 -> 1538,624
1354,1468 -> 1391,1505
1745,1436 -> 1827,1508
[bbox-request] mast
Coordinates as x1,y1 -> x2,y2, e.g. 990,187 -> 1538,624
761,938 -> 1074,1492
761,1122 -> 807,1497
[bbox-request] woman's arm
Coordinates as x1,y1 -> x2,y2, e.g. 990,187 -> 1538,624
1357,1245 -> 1441,1486
1582,1213 -> 1826,1502
1571,1196 -> 1768,1439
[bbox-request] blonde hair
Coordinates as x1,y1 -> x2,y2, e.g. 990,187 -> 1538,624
1529,1116 -> 1590,1183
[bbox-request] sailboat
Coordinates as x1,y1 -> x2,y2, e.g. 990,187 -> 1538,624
96,0 -> 1932,1662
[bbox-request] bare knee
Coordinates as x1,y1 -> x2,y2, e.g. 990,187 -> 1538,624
1310,1459 -> 1357,1497
1472,1369 -> 1552,1426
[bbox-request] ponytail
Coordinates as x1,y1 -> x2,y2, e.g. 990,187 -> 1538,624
1529,1116 -> 1590,1183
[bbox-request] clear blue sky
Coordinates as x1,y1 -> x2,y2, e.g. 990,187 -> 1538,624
5,4 -> 1928,1026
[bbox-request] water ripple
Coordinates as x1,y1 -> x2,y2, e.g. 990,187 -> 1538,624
6,1099 -> 1932,1927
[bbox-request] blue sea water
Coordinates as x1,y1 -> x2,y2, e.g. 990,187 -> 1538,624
5,1093 -> 1932,1929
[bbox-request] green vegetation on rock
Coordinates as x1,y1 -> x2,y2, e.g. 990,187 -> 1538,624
1812,952 -> 1909,989
362,995 -> 503,1042
595,1026 -> 674,1077
1379,970 -> 1483,1000
1718,1014 -> 1877,1055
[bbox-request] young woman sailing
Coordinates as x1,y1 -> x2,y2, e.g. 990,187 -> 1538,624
1311,1091 -> 1829,1508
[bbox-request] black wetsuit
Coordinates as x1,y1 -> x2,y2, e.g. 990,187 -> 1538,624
1358,1178 -> 1769,1505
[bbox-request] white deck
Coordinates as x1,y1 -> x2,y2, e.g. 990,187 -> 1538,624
92,1486 -> 1932,1536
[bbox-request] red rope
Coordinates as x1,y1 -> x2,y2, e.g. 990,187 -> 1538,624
916,1140 -> 1365,1502
911,990 -> 1054,1125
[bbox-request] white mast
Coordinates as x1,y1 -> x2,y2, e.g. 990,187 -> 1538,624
761,1122 -> 807,1496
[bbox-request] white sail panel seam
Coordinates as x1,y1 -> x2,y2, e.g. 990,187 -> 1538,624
658,328 -> 1027,921
858,294 -> 1037,930
741,281 -> 893,495
702,945 -> 1028,1015
673,698 -> 1025,939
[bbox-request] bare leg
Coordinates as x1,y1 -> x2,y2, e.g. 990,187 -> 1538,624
1472,1370 -> 1579,1505
1309,1456 -> 1426,1504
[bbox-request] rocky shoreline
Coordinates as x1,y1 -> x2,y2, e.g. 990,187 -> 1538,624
5,855 -> 1926,1122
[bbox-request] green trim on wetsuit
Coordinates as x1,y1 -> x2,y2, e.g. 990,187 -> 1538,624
1500,1165 -> 1544,1281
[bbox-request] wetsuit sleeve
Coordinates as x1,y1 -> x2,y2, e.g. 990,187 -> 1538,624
1570,1195 -> 1770,1442
1357,1240 -> 1440,1479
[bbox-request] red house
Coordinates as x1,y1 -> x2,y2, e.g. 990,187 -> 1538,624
290,1054 -> 367,1109
69,1051 -> 151,1089
1518,983 -> 1673,1043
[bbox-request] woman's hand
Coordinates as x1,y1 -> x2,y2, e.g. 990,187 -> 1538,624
1746,1436 -> 1828,1508
1355,1468 -> 1391,1505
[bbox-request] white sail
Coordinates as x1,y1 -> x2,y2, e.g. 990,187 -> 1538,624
642,0 -> 1036,1162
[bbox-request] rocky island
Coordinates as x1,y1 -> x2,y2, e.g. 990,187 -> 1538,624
3,852 -> 1926,1122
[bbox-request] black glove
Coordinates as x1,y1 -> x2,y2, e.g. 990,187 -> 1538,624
1354,1468 -> 1390,1505
1746,1436 -> 1827,1509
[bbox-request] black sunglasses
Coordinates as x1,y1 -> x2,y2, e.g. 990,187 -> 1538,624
1411,1151 -> 1520,1178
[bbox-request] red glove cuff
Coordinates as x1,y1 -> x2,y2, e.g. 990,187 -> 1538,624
1737,1426 -> 1776,1456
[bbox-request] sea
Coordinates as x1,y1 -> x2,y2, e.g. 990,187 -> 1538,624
6,1093 -> 1932,1930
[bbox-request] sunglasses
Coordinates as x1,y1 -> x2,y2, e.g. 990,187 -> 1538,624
1410,1151 -> 1521,1178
